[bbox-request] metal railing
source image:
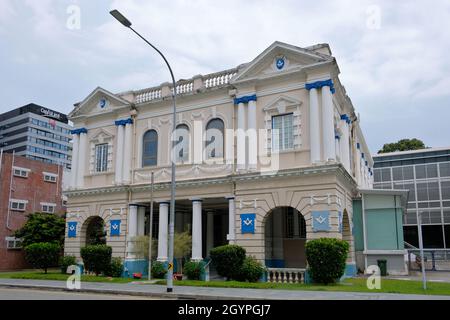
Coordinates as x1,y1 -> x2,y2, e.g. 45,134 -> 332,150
406,249 -> 450,271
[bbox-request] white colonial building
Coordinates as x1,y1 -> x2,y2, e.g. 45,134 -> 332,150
64,42 -> 378,279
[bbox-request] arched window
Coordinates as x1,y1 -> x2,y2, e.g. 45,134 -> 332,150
205,118 -> 224,159
142,130 -> 158,167
174,124 -> 190,163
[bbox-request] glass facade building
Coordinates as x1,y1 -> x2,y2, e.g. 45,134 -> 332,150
373,148 -> 450,249
0,104 -> 72,169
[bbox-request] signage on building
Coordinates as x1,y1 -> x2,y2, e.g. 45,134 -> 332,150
311,211 -> 331,232
68,222 -> 77,238
110,220 -> 121,236
40,107 -> 62,120
241,213 -> 256,234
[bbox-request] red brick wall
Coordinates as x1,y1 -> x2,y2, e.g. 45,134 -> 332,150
0,153 -> 65,271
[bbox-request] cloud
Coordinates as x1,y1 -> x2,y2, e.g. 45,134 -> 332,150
1,0 -> 450,152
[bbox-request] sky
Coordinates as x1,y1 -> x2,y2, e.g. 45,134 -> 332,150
0,0 -> 449,153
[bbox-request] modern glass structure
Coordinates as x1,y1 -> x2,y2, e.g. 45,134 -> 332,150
373,147 -> 450,249
0,104 -> 72,169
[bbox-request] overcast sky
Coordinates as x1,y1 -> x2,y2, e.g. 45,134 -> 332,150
1,0 -> 449,153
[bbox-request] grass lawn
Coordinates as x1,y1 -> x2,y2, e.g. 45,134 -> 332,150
1,270 -> 450,296
0,270 -> 140,284
153,278 -> 450,296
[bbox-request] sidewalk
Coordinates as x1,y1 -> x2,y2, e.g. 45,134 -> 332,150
0,278 -> 449,300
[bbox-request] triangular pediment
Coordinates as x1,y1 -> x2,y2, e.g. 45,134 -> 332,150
263,95 -> 303,114
90,128 -> 114,143
231,41 -> 332,83
69,87 -> 131,118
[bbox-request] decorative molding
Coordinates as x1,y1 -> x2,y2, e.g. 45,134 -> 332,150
71,128 -> 88,135
305,79 -> 335,94
234,95 -> 257,105
115,118 -> 133,126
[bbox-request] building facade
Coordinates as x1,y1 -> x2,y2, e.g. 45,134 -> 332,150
64,42 -> 377,277
373,147 -> 450,249
0,104 -> 72,169
0,152 -> 65,270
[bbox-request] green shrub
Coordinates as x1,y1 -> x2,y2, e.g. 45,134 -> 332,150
305,238 -> 349,284
106,257 -> 123,278
236,256 -> 265,282
60,255 -> 77,274
210,245 -> 246,280
183,261 -> 202,280
24,242 -> 60,274
80,245 -> 112,276
151,261 -> 167,279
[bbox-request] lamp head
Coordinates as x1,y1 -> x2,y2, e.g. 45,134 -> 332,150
110,9 -> 132,27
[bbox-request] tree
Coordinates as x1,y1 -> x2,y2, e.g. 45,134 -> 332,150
378,138 -> 426,154
14,212 -> 65,247
24,242 -> 61,274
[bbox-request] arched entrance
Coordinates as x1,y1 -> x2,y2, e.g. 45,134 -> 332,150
81,216 -> 106,246
264,207 -> 307,268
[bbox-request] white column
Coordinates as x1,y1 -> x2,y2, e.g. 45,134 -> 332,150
77,132 -> 87,188
335,136 -> 341,161
137,206 -> 146,236
115,124 -> 125,185
127,204 -> 138,258
247,99 -> 257,171
193,120 -> 203,164
157,202 -> 169,262
322,85 -> 335,161
122,122 -> 133,184
226,197 -> 236,243
191,200 -> 203,261
355,144 -> 362,185
309,88 -> 321,163
206,212 -> 214,257
70,134 -> 79,189
340,118 -> 351,172
237,102 -> 246,171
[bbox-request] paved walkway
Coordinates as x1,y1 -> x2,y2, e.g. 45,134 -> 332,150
0,278 -> 449,300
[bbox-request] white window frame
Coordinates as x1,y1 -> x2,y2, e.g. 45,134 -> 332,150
271,113 -> 294,152
10,199 -> 28,211
43,172 -> 58,183
95,143 -> 109,173
5,237 -> 22,250
13,166 -> 30,178
41,202 -> 56,214
263,95 -> 302,155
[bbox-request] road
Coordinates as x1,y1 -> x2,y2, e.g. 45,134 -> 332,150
0,287 -> 163,300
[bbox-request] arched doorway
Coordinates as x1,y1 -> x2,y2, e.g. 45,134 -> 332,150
81,216 -> 106,246
264,207 -> 307,268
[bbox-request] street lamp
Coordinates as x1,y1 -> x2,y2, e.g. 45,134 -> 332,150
110,9 -> 177,293
417,211 -> 427,290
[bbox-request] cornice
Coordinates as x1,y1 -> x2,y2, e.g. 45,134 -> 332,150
64,164 -> 357,198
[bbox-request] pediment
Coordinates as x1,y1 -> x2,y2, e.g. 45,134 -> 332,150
69,87 -> 130,118
263,95 -> 302,114
231,41 -> 332,83
89,128 -> 114,144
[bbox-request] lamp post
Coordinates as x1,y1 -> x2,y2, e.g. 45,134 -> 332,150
110,9 -> 177,293
417,211 -> 427,290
